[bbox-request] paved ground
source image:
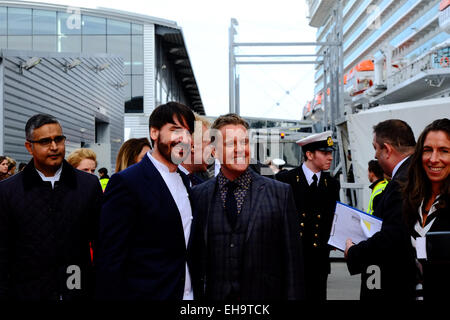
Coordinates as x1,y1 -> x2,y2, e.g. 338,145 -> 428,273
327,251 -> 361,300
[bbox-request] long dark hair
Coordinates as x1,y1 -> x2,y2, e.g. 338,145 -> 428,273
403,118 -> 450,229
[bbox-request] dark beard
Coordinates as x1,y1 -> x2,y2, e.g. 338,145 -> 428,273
157,137 -> 189,165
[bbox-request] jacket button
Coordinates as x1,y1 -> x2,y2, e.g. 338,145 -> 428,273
300,223 -> 304,227
317,214 -> 321,219
313,243 -> 318,248
300,232 -> 303,237
302,213 -> 306,217
230,243 -> 235,248
315,224 -> 319,228
314,233 -> 318,238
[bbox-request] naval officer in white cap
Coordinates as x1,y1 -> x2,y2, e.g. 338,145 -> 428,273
276,131 -> 340,300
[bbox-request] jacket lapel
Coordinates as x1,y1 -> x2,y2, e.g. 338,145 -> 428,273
203,179 -> 217,246
141,156 -> 186,247
245,170 -> 266,242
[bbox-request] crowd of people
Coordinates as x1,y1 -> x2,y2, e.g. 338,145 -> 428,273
0,102 -> 448,301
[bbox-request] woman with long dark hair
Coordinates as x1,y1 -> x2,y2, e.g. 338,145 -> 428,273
403,118 -> 450,300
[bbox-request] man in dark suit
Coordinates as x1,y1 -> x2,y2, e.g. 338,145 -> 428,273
345,119 -> 417,300
276,131 -> 340,300
190,113 -> 305,300
0,114 -> 102,300
96,102 -> 196,300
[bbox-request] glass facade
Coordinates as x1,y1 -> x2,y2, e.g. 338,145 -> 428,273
0,6 -> 144,113
154,36 -> 188,108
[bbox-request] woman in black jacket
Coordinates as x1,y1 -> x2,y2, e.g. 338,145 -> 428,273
403,118 -> 450,300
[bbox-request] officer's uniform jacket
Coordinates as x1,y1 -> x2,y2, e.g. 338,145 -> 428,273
277,165 -> 340,273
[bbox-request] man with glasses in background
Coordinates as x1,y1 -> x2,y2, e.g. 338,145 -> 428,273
0,113 -> 102,300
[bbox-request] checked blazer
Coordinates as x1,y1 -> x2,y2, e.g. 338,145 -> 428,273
190,169 -> 305,300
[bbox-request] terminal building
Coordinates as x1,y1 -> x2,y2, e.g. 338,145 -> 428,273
0,1 -> 204,171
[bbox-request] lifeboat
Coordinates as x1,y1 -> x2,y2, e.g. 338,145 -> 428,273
344,59 -> 374,96
302,100 -> 313,119
312,92 -> 324,113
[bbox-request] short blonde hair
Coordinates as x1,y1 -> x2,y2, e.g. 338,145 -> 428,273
194,113 -> 211,129
67,148 -> 97,168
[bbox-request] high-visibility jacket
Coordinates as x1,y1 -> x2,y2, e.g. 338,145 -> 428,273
367,178 -> 388,215
100,178 -> 109,192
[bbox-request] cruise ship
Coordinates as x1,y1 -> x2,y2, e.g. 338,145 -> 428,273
304,0 -> 450,209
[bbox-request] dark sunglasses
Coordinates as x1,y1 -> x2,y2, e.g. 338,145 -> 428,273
27,135 -> 66,146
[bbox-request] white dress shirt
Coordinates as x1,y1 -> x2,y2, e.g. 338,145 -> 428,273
148,152 -> 194,300
302,162 -> 322,186
178,164 -> 192,187
36,164 -> 62,189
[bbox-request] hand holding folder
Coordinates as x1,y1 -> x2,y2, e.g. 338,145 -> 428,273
328,202 -> 383,252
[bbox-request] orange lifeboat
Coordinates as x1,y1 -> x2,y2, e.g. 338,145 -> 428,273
302,100 -> 313,119
345,60 -> 374,96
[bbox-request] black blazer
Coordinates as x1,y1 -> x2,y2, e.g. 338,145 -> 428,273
411,195 -> 450,300
346,157 -> 416,300
0,159 -> 102,300
95,155 -> 194,300
276,166 -> 340,272
190,169 -> 305,300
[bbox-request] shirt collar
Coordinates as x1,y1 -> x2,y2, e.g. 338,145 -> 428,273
217,168 -> 252,190
302,162 -> 321,185
35,163 -> 63,188
147,151 -> 173,174
392,156 -> 409,179
178,164 -> 190,175
35,164 -> 62,180
369,178 -> 385,190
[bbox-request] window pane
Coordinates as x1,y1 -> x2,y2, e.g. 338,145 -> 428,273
82,35 -> 106,53
124,75 -> 132,101
107,19 -> 130,34
132,35 -> 143,74
33,35 -> 57,52
33,10 -> 56,35
8,8 -> 32,35
132,23 -> 143,35
0,36 -> 7,49
82,15 -> 106,35
57,11 -> 81,35
8,36 -> 32,50
107,35 -> 131,74
125,75 -> 143,113
58,35 -> 81,52
0,7 -> 6,35
132,75 -> 143,97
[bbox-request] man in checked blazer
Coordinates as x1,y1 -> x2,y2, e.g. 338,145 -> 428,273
190,114 -> 305,300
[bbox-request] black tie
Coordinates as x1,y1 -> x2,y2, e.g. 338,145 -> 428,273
312,174 -> 318,188
225,181 -> 238,229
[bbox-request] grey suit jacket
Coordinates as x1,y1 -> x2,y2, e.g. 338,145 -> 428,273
190,169 -> 305,300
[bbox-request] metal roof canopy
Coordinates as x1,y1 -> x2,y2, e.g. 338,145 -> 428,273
156,25 -> 205,115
